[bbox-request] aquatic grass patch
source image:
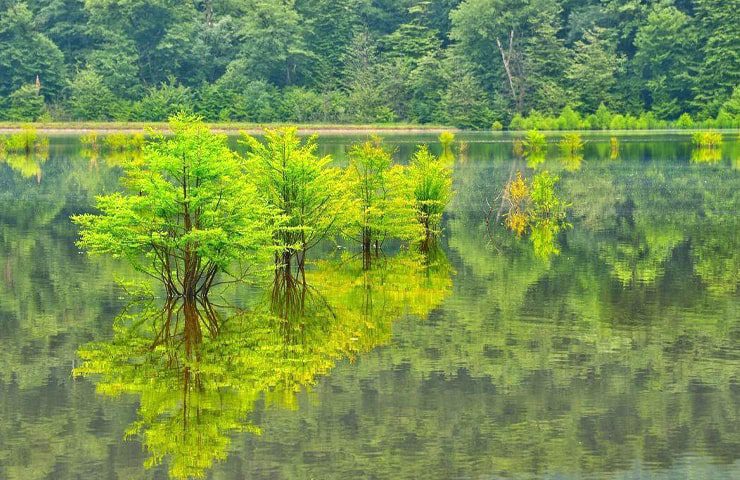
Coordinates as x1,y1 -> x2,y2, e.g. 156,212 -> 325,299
692,131 -> 723,149
1,125 -> 49,154
104,133 -> 146,151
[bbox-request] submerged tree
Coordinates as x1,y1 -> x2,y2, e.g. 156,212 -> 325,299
438,131 -> 456,162
523,129 -> 547,155
73,114 -> 273,298
558,133 -> 584,156
342,137 -> 421,269
408,145 -> 454,253
241,128 -> 343,277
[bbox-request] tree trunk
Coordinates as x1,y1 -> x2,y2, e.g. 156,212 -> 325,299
496,30 -> 523,113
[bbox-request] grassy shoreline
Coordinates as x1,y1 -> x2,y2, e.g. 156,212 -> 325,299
1,122 -> 737,137
0,121 -> 457,135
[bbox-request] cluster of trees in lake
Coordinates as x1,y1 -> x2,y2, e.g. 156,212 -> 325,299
0,0 -> 738,128
72,115 -> 455,299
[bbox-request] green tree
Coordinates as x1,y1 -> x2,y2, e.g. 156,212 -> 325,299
384,1 -> 441,68
295,0 -> 363,88
633,1 -> 698,119
131,80 -> 193,121
34,0 -> 93,64
4,84 -> 46,121
693,0 -> 740,116
406,52 -> 448,123
719,85 -> 740,117
0,1 -> 66,99
408,145 -> 454,252
342,137 -> 421,268
83,0 -> 200,87
438,68 -> 493,129
230,0 -> 313,86
340,30 -> 409,123
449,0 -> 567,114
241,128 -> 344,274
84,38 -> 141,98
566,27 -> 623,112
72,114 -> 274,298
67,68 -> 122,120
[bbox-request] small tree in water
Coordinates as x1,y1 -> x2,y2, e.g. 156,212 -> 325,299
342,136 -> 421,269
408,145 -> 454,253
241,127 -> 343,278
73,114 -> 274,298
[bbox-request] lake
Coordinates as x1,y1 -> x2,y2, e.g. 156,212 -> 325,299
1,131 -> 738,479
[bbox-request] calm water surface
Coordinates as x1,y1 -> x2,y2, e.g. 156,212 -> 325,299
1,132 -> 738,479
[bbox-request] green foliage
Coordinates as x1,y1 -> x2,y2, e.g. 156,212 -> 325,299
675,112 -> 694,128
438,70 -> 493,129
0,1 -> 738,125
566,28 -> 623,112
508,107 -> 738,131
280,87 -> 334,123
633,2 -> 698,119
342,137 -> 422,267
692,131 -> 723,149
0,2 -> 66,99
523,130 -> 547,154
2,125 -> 49,153
132,81 -> 193,121
720,86 -> 740,117
558,133 -> 584,155
67,69 -> 123,121
693,0 -> 740,116
408,145 -> 454,250
103,133 -> 144,151
341,31 -> 404,124
72,114 -> 274,297
240,127 -> 344,270
557,106 -> 583,130
4,84 -> 46,121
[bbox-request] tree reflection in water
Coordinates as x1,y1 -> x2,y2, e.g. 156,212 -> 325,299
74,254 -> 453,479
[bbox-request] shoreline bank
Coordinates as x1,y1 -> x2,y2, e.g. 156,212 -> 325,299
0,122 -> 457,136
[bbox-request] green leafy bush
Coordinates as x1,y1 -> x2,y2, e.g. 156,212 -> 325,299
523,130 -> 547,154
558,133 -> 584,155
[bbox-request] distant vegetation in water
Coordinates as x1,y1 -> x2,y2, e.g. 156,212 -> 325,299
0,1 -> 738,129
0,125 -> 48,154
558,133 -> 585,155
692,131 -> 723,149
81,131 -> 145,151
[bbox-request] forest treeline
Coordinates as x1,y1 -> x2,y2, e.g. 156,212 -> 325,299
0,0 -> 738,128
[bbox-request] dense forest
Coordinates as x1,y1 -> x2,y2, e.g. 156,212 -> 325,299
0,0 -> 738,128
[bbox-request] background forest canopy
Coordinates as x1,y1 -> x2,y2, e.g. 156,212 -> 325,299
0,0 -> 738,129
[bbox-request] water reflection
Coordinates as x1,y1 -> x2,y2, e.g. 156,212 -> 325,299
74,254 -> 452,478
0,133 -> 738,480
1,152 -> 47,182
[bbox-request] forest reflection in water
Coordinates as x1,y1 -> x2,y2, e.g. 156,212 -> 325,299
0,132 -> 738,479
